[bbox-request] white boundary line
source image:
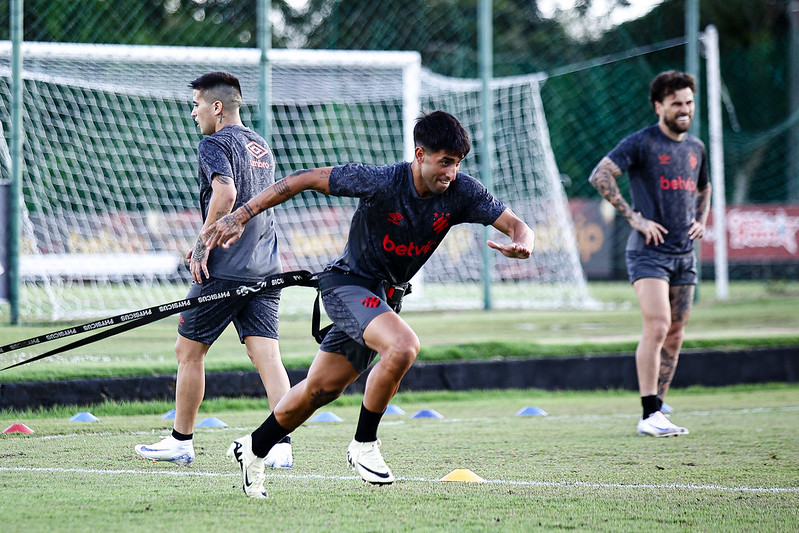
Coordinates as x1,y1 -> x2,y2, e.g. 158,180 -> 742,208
2,406 -> 797,495
0,466 -> 796,494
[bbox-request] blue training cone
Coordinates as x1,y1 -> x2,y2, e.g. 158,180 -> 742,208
411,408 -> 444,419
69,411 -> 99,422
309,411 -> 344,422
161,409 -> 176,420
516,406 -> 547,416
196,417 -> 228,427
384,404 -> 406,415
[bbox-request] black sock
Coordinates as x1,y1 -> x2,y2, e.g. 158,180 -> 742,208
171,429 -> 193,441
656,396 -> 664,411
641,395 -> 660,420
354,403 -> 384,443
251,413 -> 290,458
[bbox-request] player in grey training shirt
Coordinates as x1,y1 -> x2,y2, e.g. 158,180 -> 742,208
589,70 -> 712,438
135,72 -> 294,470
202,110 -> 536,499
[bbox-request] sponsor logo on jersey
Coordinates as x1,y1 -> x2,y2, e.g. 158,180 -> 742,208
246,141 -> 271,169
660,175 -> 697,192
387,212 -> 404,225
432,212 -> 451,233
383,235 -> 437,257
658,154 -> 671,165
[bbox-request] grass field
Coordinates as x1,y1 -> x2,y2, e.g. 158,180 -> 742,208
0,280 -> 797,382
0,281 -> 797,531
0,385 -> 797,532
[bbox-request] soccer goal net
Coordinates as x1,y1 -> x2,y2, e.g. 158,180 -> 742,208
0,42 -> 588,321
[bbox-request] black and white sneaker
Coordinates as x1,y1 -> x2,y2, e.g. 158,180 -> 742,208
227,435 -> 268,499
346,438 -> 395,485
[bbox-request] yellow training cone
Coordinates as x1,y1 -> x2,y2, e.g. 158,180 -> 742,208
440,469 -> 485,483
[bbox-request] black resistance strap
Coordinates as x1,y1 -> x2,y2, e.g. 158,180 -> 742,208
1,270 -> 317,371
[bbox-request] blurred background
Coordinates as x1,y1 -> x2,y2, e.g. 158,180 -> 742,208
0,0 -> 796,322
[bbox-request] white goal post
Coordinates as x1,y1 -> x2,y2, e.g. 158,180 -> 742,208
0,41 -> 589,321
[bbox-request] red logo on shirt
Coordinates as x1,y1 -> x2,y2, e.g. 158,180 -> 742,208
383,235 -> 437,256
658,154 -> 671,165
688,152 -> 698,170
388,212 -> 404,225
660,175 -> 697,192
432,213 -> 451,233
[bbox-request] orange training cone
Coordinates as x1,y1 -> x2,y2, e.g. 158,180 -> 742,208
440,469 -> 485,482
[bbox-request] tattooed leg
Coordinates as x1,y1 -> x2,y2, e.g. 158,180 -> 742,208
658,284 -> 695,399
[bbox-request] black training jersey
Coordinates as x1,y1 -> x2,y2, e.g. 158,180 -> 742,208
197,125 -> 281,281
328,161 -> 506,285
606,124 -> 709,254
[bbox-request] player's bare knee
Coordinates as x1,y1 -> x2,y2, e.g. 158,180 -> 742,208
307,387 -> 343,409
384,340 -> 419,372
644,317 -> 670,342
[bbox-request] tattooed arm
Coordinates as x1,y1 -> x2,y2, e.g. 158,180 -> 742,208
688,183 -> 712,241
190,173 -> 236,283
588,157 -> 668,246
202,167 -> 333,250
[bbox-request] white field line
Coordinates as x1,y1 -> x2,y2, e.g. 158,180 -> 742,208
0,466 -> 796,494
2,405 -> 798,495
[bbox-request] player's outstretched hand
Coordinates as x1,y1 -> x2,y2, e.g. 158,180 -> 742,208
486,240 -> 532,259
202,212 -> 246,250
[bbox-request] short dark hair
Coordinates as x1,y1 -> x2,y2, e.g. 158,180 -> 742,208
649,70 -> 696,108
413,110 -> 471,159
189,71 -> 243,109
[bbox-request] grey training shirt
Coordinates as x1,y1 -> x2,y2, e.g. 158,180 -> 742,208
197,125 -> 281,281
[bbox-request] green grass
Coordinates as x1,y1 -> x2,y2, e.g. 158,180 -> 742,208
0,385 -> 797,532
0,280 -> 797,382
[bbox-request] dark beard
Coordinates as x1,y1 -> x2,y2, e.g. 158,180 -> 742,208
664,115 -> 692,135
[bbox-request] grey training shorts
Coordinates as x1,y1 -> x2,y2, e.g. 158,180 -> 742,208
319,283 -> 394,374
626,249 -> 697,286
177,277 -> 281,345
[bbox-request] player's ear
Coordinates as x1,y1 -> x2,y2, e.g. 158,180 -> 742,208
414,146 -> 426,163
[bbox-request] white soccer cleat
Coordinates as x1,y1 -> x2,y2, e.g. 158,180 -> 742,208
227,435 -> 268,499
264,441 -> 294,469
346,438 -> 395,485
637,411 -> 689,437
135,435 -> 195,466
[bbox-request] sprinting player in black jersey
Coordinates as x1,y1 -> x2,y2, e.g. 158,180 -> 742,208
588,70 -> 712,438
135,72 -> 294,469
202,110 -> 535,498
